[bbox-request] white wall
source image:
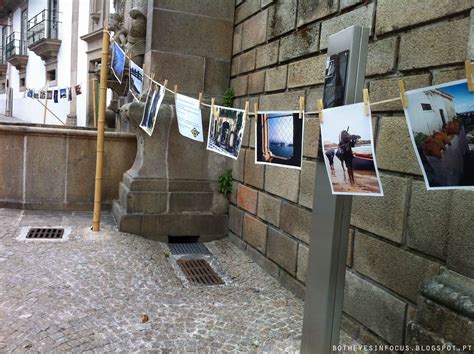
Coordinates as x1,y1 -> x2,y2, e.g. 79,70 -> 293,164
0,0 -> 89,126
407,91 -> 455,135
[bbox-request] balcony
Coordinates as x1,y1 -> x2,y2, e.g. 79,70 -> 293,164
27,9 -> 61,63
0,47 -> 7,77
5,32 -> 28,72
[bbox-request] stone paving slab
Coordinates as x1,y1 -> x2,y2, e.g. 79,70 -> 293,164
0,114 -> 24,124
0,209 -> 356,352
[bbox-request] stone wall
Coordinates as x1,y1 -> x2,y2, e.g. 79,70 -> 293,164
228,0 -> 474,347
0,124 -> 136,210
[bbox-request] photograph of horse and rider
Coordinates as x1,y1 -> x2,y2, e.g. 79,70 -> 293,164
321,102 -> 383,196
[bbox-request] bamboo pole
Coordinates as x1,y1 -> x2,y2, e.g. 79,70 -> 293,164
92,78 -> 97,128
92,28 -> 110,231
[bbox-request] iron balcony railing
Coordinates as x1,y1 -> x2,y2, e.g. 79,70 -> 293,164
5,32 -> 28,59
27,9 -> 60,46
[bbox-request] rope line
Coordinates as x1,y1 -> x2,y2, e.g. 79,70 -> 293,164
106,29 -> 408,116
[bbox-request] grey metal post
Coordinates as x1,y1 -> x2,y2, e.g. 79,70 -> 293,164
301,26 -> 369,354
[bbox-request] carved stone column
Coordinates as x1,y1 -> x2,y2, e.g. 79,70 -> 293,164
111,1 -> 234,241
112,98 -> 228,241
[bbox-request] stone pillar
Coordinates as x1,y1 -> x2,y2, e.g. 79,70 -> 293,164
66,0 -> 80,126
112,1 -> 235,242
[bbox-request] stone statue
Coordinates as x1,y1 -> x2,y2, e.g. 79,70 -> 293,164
124,7 -> 147,67
108,13 -> 127,47
107,0 -> 148,131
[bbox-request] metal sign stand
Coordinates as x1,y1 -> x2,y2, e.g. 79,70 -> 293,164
301,26 -> 369,353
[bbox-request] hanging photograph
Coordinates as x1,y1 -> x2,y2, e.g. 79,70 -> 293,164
139,83 -> 166,136
129,60 -> 143,100
60,88 -> 67,99
40,91 -> 46,99
320,102 -> 383,196
74,84 -> 82,95
47,90 -> 52,99
206,105 -> 246,159
404,79 -> 474,190
111,42 -> 126,84
53,90 -> 58,103
175,93 -> 204,142
33,92 -> 39,99
27,89 -> 33,98
255,111 -> 304,169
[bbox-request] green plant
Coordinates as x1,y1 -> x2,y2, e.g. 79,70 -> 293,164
218,169 -> 233,196
223,88 -> 235,107
414,132 -> 429,148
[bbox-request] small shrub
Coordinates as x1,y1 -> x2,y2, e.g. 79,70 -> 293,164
223,88 -> 235,108
218,169 -> 233,197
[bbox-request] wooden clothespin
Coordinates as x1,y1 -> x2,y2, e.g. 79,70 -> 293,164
317,99 -> 324,124
149,72 -> 156,91
299,96 -> 305,119
198,92 -> 203,107
162,79 -> 168,92
363,88 -> 370,116
211,97 -> 215,115
244,101 -> 250,118
399,79 -> 407,109
465,60 -> 474,92
173,84 -> 178,98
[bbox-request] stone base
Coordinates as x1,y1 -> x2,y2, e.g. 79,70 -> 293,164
112,100 -> 229,243
66,113 -> 77,126
112,200 -> 228,242
112,171 -> 229,242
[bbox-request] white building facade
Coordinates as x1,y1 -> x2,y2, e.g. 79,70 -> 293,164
0,0 -> 113,127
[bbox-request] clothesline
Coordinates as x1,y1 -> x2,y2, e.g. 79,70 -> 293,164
106,29 -> 403,117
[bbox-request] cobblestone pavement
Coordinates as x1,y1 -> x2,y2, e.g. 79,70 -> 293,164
0,209 -> 355,353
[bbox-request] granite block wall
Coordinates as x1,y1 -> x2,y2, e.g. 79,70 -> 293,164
228,0 -> 474,346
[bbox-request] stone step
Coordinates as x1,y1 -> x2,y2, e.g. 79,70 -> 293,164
112,200 -> 228,242
119,182 -> 228,214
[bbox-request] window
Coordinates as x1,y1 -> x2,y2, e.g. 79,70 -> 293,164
48,0 -> 59,39
1,26 -> 6,63
20,78 -> 25,88
21,8 -> 28,54
421,103 -> 432,111
47,69 -> 56,82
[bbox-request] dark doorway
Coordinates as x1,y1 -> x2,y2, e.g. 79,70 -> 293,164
440,109 -> 447,127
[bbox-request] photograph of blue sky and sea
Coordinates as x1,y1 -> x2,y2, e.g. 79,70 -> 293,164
207,105 -> 246,159
404,79 -> 474,190
111,42 -> 126,84
321,102 -> 383,196
255,112 -> 303,169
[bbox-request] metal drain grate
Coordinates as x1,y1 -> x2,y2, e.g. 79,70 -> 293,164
177,259 -> 224,286
169,243 -> 211,255
26,228 -> 64,239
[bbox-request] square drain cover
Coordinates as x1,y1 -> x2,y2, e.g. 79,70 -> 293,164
26,228 -> 64,239
169,243 -> 210,255
177,259 -> 224,286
